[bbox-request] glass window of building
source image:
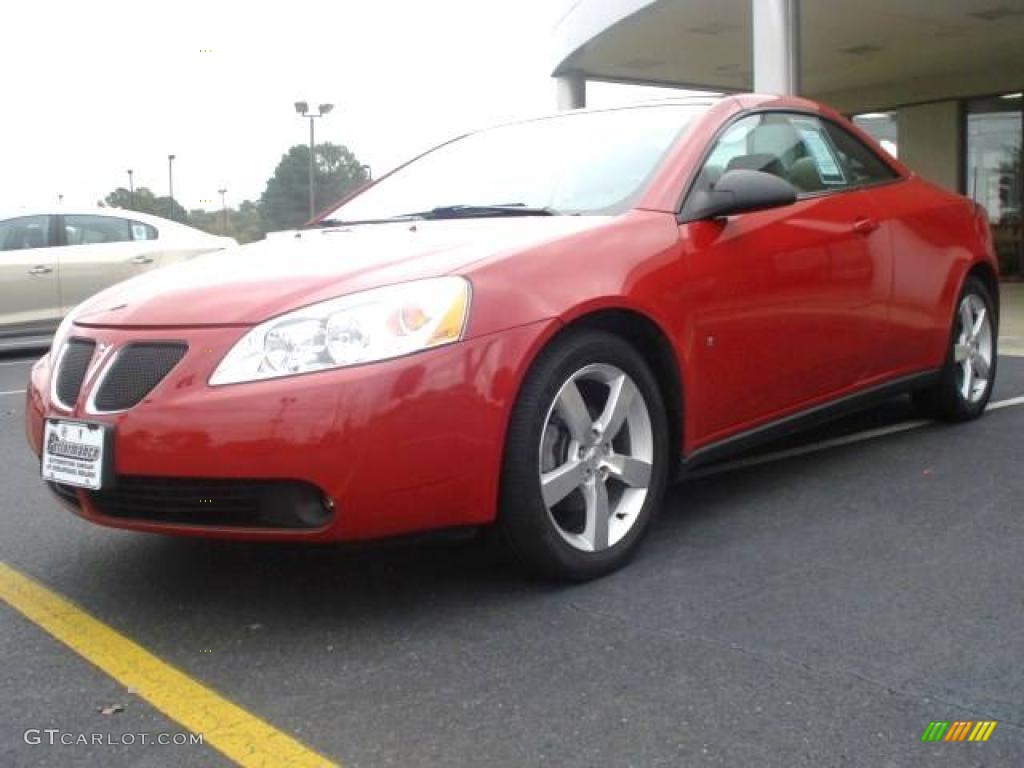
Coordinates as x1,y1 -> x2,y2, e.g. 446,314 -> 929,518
852,112 -> 899,159
966,93 -> 1023,276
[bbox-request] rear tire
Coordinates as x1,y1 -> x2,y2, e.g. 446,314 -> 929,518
913,276 -> 997,422
497,329 -> 670,581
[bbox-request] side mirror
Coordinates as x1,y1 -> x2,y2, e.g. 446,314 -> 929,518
688,169 -> 797,220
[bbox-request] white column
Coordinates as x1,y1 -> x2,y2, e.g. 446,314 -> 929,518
752,0 -> 801,95
555,73 -> 587,110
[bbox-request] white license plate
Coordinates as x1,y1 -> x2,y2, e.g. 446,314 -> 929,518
41,420 -> 109,490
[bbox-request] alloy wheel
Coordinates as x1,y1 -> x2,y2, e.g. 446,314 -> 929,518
953,293 -> 993,403
538,363 -> 654,553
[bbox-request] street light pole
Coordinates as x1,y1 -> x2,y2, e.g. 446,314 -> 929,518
294,101 -> 334,220
308,116 -> 315,219
127,169 -> 134,209
218,188 -> 228,235
167,154 -> 176,220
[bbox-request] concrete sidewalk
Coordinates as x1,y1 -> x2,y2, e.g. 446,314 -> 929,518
1001,282 -> 1024,357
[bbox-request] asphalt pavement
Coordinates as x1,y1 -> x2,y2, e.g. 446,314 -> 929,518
1,350 -> 1022,767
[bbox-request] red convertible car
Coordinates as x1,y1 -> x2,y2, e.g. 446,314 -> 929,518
26,94 -> 998,580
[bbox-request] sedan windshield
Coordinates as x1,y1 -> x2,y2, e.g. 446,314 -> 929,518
327,103 -> 707,222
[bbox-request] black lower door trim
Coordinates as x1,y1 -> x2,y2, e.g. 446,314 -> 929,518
681,370 -> 940,474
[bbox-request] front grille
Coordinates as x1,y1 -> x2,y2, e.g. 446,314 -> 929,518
88,476 -> 332,529
93,342 -> 187,412
47,481 -> 82,509
55,338 -> 96,407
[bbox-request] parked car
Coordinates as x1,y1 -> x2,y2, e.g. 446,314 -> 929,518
26,95 -> 999,580
0,207 -> 236,350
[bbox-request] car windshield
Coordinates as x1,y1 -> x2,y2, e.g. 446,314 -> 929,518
326,103 -> 707,222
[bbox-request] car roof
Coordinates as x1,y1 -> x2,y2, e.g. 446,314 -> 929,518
0,206 -> 210,234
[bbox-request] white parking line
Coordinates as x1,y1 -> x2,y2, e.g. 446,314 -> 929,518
690,395 -> 1024,479
0,389 -> 26,397
988,395 -> 1024,411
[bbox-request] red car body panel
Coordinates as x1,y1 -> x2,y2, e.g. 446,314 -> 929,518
26,94 -> 998,541
27,320 -> 556,540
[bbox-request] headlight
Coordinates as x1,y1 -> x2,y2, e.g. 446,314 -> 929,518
209,276 -> 471,385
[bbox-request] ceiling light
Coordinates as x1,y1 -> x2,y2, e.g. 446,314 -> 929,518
1000,92 -> 1023,100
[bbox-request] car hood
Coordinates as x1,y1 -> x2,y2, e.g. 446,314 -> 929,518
72,216 -> 609,327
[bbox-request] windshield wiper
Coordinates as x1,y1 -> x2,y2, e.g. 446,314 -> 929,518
311,214 -> 424,228
312,203 -> 559,229
405,203 -> 559,220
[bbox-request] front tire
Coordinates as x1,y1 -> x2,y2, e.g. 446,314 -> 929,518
497,329 -> 669,581
913,276 -> 997,422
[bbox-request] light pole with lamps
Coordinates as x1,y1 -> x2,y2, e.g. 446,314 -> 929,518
167,154 -> 176,220
294,101 -> 334,219
218,188 -> 228,235
126,169 -> 134,209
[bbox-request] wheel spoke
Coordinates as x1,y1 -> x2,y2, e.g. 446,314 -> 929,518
555,380 -> 592,442
541,460 -> 586,507
582,479 -> 610,551
539,362 -> 655,554
604,454 -> 652,488
971,306 -> 987,340
953,343 -> 970,362
960,301 -> 974,341
960,358 -> 974,400
596,374 -> 638,441
973,352 -> 990,380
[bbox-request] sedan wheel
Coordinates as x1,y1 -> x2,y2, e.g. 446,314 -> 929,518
498,329 -> 668,580
914,276 -> 997,421
953,293 -> 993,404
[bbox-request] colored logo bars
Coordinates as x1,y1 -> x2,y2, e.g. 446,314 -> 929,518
921,721 -> 997,742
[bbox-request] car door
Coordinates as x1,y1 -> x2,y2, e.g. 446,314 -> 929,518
677,111 -> 893,445
816,120 -> 919,378
55,214 -> 150,311
0,214 -> 61,338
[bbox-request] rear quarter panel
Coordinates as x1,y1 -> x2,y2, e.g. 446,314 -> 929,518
869,176 -> 994,372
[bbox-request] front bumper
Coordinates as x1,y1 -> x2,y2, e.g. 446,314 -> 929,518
27,321 -> 550,540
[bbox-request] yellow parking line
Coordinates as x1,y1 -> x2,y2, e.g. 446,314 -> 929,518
0,562 -> 338,768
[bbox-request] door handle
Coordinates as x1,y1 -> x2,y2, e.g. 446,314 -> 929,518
852,217 -> 880,235
130,255 -> 155,265
27,265 -> 53,275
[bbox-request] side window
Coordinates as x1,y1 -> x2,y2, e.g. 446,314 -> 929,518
689,111 -> 896,206
63,215 -> 133,246
696,114 -> 763,191
690,112 -> 849,204
0,215 -> 52,251
130,221 -> 158,241
821,122 -> 900,186
784,115 -> 850,192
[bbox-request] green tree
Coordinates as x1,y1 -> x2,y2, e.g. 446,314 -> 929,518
259,142 -> 368,232
185,201 -> 266,245
231,200 -> 265,244
101,186 -> 187,221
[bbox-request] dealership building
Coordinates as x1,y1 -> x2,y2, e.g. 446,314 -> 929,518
551,0 -> 1024,274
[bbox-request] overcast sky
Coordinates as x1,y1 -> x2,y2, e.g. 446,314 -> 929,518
1,0 -> 689,214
